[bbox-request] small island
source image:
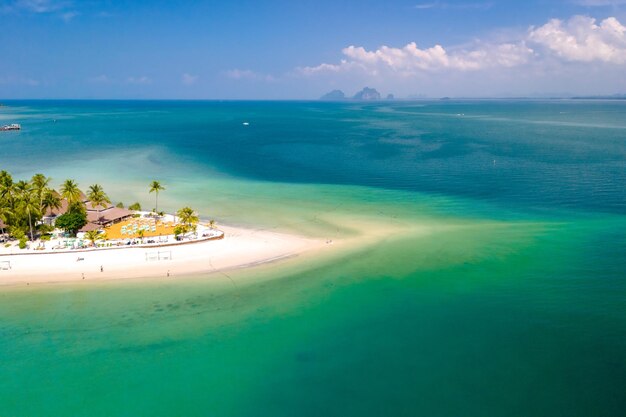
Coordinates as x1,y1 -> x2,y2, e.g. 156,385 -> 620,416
0,171 -> 325,285
353,87 -> 381,100
320,87 -> 388,101
320,89 -> 346,101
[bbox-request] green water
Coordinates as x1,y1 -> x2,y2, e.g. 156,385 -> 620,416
0,100 -> 625,416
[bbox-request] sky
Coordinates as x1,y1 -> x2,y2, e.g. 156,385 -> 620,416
1,0 -> 626,99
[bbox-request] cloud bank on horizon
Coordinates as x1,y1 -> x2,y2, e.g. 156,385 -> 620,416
298,15 -> 626,92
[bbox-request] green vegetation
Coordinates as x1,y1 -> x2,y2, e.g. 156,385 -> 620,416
60,179 -> 82,206
129,202 -> 142,211
87,184 -> 111,223
55,211 -> 87,236
149,180 -> 165,213
1,171 -> 70,241
176,206 -> 199,235
84,230 -> 104,247
115,202 -> 124,208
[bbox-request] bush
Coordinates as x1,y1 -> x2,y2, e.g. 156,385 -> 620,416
37,223 -> 54,234
174,225 -> 186,237
116,202 -> 125,208
9,227 -> 26,240
55,211 -> 87,236
18,238 -> 27,249
129,202 -> 142,211
40,234 -> 52,241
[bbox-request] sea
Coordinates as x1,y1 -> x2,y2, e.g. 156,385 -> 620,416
0,100 -> 625,416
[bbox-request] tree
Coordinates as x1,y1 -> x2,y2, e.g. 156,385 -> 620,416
176,206 -> 199,234
55,211 -> 87,236
209,219 -> 216,229
149,181 -> 165,213
0,170 -> 15,211
14,180 -> 39,241
42,189 -> 62,214
129,202 -> 142,211
87,184 -> 111,225
84,230 -> 104,247
116,202 -> 124,208
31,173 -> 51,214
60,179 -> 82,206
0,172 -> 16,231
0,204 -> 12,236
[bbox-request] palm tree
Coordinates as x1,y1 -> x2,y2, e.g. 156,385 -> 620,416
0,205 -> 11,236
31,173 -> 51,213
84,230 -> 103,247
0,171 -> 15,214
176,206 -> 199,235
42,190 -> 62,214
87,184 -> 111,225
209,219 -> 216,229
60,179 -> 83,207
14,180 -> 39,241
149,181 -> 165,213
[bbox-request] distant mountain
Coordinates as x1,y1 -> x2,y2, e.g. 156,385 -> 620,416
386,94 -> 395,100
353,87 -> 381,100
571,94 -> 626,100
320,90 -> 346,100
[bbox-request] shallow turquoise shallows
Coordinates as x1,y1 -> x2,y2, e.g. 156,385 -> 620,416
0,100 -> 625,416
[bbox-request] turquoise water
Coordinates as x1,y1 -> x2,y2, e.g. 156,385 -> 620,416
0,100 -> 625,416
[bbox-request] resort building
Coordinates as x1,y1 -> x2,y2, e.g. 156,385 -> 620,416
43,196 -> 133,232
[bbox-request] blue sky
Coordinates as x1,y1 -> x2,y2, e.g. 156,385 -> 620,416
1,0 -> 626,98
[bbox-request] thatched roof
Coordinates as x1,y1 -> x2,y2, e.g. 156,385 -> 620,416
86,207 -> 133,224
79,222 -> 101,233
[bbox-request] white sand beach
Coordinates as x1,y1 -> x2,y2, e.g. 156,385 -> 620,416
0,225 -> 327,286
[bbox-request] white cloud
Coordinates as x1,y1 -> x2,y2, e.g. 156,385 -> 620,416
0,76 -> 40,86
181,73 -> 198,85
60,10 -> 77,21
414,3 -> 438,9
414,2 -> 494,10
126,76 -> 152,85
14,0 -> 69,13
87,74 -> 111,84
575,0 -> 626,6
224,69 -> 275,82
299,15 -> 626,78
299,41 -> 533,76
528,16 -> 626,63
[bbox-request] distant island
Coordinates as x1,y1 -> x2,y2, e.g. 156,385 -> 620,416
353,87 -> 381,100
320,90 -> 346,100
320,87 -> 391,101
571,94 -> 626,100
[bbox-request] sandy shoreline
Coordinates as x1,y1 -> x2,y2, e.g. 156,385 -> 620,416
0,225 -> 327,287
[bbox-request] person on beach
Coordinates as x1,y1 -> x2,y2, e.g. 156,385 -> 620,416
100,265 -> 103,272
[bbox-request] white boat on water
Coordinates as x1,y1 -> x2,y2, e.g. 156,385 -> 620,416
0,124 -> 21,131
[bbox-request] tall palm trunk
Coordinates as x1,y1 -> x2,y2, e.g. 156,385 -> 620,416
155,191 -> 159,213
27,209 -> 34,242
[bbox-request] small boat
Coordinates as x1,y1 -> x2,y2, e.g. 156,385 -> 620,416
1,124 -> 21,131
242,122 -> 249,126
